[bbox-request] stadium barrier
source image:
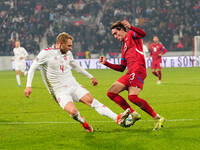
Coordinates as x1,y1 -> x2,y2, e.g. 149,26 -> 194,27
0,56 -> 13,71
7,56 -> 200,71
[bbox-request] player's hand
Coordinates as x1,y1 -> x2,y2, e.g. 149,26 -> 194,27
24,87 -> 32,98
91,77 -> 98,86
20,57 -> 24,60
121,20 -> 131,29
158,54 -> 162,56
99,56 -> 106,64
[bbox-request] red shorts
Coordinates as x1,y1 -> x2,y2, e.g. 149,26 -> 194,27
117,72 -> 147,89
151,61 -> 161,69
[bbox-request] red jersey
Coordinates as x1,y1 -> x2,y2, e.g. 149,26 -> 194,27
149,43 -> 167,62
121,26 -> 146,74
104,26 -> 146,88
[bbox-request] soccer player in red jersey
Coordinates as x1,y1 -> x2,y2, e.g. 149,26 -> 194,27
149,36 -> 167,84
99,20 -> 165,130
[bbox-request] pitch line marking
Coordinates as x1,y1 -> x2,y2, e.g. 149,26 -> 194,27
0,118 -> 200,125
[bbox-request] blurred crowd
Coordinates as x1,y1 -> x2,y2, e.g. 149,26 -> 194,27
0,0 -> 200,56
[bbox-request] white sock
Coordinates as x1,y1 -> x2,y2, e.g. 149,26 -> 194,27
16,74 -> 21,86
91,99 -> 117,121
131,111 -> 139,115
72,112 -> 85,123
154,114 -> 160,120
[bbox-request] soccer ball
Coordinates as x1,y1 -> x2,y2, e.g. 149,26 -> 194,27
123,114 -> 133,127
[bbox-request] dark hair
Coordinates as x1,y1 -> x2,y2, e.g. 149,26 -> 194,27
111,21 -> 126,32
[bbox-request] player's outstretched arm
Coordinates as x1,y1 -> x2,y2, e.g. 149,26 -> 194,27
24,62 -> 37,98
24,50 -> 46,98
70,60 -> 93,79
121,20 -> 146,38
99,56 -> 126,72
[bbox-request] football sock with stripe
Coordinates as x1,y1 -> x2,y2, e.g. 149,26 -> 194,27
107,92 -> 135,113
128,95 -> 157,118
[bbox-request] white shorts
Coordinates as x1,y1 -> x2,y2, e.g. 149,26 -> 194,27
15,61 -> 26,72
55,85 -> 89,109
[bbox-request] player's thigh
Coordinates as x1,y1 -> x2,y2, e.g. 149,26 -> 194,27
72,86 -> 91,105
55,91 -> 74,110
108,81 -> 127,94
128,72 -> 146,95
79,93 -> 93,106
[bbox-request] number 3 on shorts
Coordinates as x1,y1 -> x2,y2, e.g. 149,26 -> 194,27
129,73 -> 135,82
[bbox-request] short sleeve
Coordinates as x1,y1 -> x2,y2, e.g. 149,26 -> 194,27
34,50 -> 48,65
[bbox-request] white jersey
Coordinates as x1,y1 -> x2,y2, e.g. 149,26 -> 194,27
13,47 -> 28,62
26,47 -> 93,95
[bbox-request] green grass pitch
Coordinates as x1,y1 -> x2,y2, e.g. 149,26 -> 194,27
0,68 -> 200,150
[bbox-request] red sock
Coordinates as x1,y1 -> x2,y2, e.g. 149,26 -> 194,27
107,92 -> 134,113
152,71 -> 158,77
158,71 -> 162,80
128,95 -> 157,118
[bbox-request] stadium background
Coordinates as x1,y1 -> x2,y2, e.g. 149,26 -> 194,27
0,0 -> 200,57
0,0 -> 200,150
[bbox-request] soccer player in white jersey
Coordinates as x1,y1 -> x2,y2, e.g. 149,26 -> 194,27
24,32 -> 130,132
13,40 -> 28,87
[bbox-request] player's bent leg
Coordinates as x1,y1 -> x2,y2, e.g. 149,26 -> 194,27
64,101 -> 93,132
128,94 -> 157,118
128,86 -> 158,120
107,92 -> 135,113
80,93 -> 130,127
128,93 -> 165,130
80,93 -> 117,121
107,82 -> 135,113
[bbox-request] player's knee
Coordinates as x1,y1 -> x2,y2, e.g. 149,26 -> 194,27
128,95 -> 138,103
69,108 -> 78,116
80,93 -> 93,106
85,93 -> 94,105
87,97 -> 94,105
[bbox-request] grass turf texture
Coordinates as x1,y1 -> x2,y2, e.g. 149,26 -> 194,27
0,68 -> 200,150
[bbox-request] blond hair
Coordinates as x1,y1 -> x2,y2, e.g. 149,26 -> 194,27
56,32 -> 73,44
